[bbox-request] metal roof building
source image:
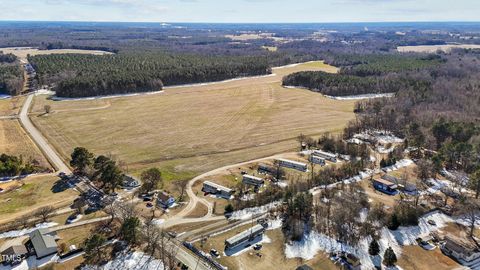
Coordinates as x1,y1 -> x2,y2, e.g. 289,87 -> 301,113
225,224 -> 265,249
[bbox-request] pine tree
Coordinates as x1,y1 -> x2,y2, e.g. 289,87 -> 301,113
368,239 -> 380,256
383,247 -> 397,267
387,213 -> 400,230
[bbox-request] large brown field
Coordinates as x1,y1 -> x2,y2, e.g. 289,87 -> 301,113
31,61 -> 356,181
0,119 -> 50,168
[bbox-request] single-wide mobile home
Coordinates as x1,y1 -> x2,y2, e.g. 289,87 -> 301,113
225,224 -> 265,249
242,174 -> 264,187
309,155 -> 326,166
202,181 -> 233,199
312,150 -> 337,162
373,178 -> 398,195
276,158 -> 308,172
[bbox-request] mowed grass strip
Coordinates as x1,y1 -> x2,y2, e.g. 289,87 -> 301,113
31,61 -> 355,180
0,119 -> 50,168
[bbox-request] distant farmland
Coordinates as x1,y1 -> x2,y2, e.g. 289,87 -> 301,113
31,61 -> 355,180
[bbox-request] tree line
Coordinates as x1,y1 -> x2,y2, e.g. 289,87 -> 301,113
29,52 -> 271,97
282,53 -> 440,97
0,53 -> 23,95
0,153 -> 43,177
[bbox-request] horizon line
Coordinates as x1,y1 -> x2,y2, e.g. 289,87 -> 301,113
1,19 -> 480,24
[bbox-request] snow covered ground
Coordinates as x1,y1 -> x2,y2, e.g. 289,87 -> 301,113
82,251 -> 164,270
0,253 -> 59,270
284,210 -> 456,269
229,201 -> 281,220
324,93 -> 395,100
0,222 -> 58,239
382,159 -> 414,172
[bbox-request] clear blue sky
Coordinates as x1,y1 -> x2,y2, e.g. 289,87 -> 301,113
0,0 -> 478,23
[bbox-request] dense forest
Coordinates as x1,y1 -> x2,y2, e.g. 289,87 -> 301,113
282,54 -> 439,96
30,53 -> 271,97
344,49 -> 480,173
0,52 -> 23,95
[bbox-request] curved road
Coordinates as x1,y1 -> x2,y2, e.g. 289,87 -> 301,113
19,94 -> 72,174
166,152 -> 290,225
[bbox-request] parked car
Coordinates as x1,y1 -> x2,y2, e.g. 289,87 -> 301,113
210,249 -> 220,257
253,244 -> 262,250
146,202 -> 153,208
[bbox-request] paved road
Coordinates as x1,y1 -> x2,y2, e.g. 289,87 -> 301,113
19,94 -> 72,174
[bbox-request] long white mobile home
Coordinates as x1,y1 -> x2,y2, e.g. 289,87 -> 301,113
242,174 -> 264,187
276,158 -> 308,172
202,181 -> 233,199
225,224 -> 265,249
312,150 -> 337,162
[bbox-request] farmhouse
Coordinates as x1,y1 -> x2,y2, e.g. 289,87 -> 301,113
27,228 -> 58,259
225,224 -> 265,250
276,158 -> 308,172
203,181 -> 234,199
312,150 -> 337,162
309,155 -> 326,166
157,191 -> 175,208
242,174 -> 264,187
372,178 -> 398,195
441,236 -> 480,267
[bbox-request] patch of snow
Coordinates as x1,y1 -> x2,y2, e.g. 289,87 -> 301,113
325,93 -> 395,100
51,90 -> 165,101
0,222 -> 58,239
389,211 -> 453,246
0,94 -> 11,100
267,218 -> 282,230
229,201 -> 280,220
82,251 -> 164,270
152,219 -> 165,225
275,181 -> 288,188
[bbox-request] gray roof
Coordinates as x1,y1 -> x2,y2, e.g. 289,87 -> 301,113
1,245 -> 28,256
29,228 -> 58,258
225,224 -> 264,246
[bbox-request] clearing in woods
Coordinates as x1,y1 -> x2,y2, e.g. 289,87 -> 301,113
30,61 -> 356,181
0,47 -> 112,62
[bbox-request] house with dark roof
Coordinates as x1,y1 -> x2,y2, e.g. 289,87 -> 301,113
27,228 -> 58,259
